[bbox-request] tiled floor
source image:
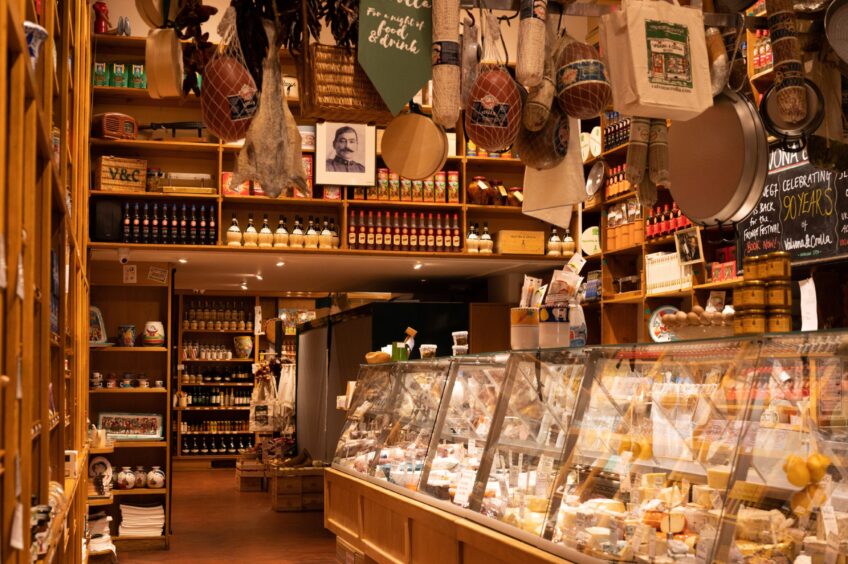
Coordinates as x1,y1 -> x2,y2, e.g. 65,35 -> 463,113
116,469 -> 336,563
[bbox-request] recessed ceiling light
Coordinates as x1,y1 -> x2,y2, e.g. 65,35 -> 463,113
276,261 -> 285,267
413,263 -> 423,270
178,258 -> 188,264
255,274 -> 263,280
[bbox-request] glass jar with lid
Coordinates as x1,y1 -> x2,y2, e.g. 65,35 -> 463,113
763,251 -> 791,280
734,281 -> 766,308
768,308 -> 792,333
766,281 -> 791,307
506,187 -> 524,207
743,255 -> 762,281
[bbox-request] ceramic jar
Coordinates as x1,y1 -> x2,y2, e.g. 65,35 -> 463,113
142,321 -> 165,346
147,466 -> 166,489
116,466 -> 136,489
233,336 -> 253,359
133,466 -> 147,488
117,325 -> 136,347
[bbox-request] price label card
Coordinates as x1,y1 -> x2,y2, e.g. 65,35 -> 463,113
801,277 -> 818,331
122,264 -> 137,284
822,504 -> 838,538
729,481 -> 766,504
452,469 -> 477,508
16,252 -> 24,300
146,266 -> 167,283
10,503 -> 23,550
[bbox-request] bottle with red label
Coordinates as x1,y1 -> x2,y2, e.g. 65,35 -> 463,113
375,211 -> 384,249
401,212 -> 410,250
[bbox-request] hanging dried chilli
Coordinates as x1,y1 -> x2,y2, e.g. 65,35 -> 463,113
275,0 -> 322,52
323,0 -> 359,51
173,0 -> 219,96
767,0 -> 807,123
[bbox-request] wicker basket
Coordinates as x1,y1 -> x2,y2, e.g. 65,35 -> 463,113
296,44 -> 393,125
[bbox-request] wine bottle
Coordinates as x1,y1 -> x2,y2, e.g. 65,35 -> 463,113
189,204 -> 198,245
122,202 -> 131,242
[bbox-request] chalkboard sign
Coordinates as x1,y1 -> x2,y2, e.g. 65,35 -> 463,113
738,148 -> 848,263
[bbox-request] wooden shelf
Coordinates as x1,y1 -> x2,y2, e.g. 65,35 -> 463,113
750,68 -> 775,90
602,143 -> 628,158
90,138 -> 220,153
87,495 -> 114,506
113,488 -> 167,496
89,388 -> 167,394
89,190 -> 218,201
112,441 -> 168,448
465,156 -> 523,166
645,288 -> 693,299
644,234 -> 677,249
694,278 -> 743,291
465,204 -> 524,214
181,329 -> 254,334
172,454 -> 239,460
89,445 -> 115,455
604,244 -> 643,256
603,191 -> 637,206
222,196 -> 341,208
181,359 -> 253,364
180,430 -> 252,435
603,291 -> 645,304
180,382 -> 254,387
347,200 -> 462,210
93,85 -> 201,106
175,406 -> 251,411
222,143 -> 310,154
90,346 -> 167,352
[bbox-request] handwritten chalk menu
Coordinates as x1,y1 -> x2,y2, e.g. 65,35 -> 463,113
738,148 -> 848,263
358,0 -> 432,115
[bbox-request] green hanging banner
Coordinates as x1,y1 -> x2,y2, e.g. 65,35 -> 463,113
358,0 -> 432,115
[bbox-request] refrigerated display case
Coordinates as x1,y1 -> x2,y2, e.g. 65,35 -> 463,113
329,332 -> 848,564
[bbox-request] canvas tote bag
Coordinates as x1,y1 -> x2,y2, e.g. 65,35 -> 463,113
600,0 -> 712,121
250,376 -> 280,433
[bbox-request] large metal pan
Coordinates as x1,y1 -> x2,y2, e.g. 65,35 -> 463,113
668,89 -> 768,225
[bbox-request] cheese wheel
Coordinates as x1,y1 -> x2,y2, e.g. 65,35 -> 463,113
659,509 -> 687,534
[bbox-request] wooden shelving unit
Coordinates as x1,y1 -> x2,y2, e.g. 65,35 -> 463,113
87,262 -> 173,551
2,0 -> 91,563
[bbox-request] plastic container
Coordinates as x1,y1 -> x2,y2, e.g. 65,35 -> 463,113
510,308 -> 539,350
419,344 -> 437,359
451,331 -> 468,346
538,306 -> 569,348
451,345 -> 468,356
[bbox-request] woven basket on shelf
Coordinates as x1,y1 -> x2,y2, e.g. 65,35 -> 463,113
295,43 -> 393,125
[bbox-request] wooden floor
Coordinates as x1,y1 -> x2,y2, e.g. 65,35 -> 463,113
117,469 -> 337,563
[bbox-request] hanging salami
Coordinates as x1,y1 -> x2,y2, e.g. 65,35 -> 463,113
432,0 -> 461,127
516,0 -> 547,88
465,12 -> 522,152
555,38 -> 611,120
767,0 -> 807,123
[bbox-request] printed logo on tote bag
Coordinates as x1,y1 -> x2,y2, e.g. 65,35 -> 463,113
645,20 -> 693,91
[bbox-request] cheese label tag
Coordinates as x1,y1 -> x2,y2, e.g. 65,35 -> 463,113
467,439 -> 478,457
619,452 -> 632,492
452,469 -> 476,507
821,504 -> 838,538
710,490 -> 724,511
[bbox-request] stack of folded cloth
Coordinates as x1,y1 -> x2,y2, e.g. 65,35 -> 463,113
119,505 -> 165,538
88,512 -> 116,555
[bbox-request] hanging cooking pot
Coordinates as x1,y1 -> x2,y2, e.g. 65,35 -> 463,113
380,102 -> 448,180
760,78 -> 825,152
668,89 -> 768,225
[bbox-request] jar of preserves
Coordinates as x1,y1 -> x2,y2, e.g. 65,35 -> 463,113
467,176 -> 492,205
506,187 -> 524,207
768,308 -> 792,333
766,281 -> 791,307
743,256 -> 762,281
763,251 -> 791,280
734,281 -> 766,308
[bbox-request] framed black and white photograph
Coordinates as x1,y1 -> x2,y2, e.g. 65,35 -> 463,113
315,122 -> 375,187
675,227 -> 704,266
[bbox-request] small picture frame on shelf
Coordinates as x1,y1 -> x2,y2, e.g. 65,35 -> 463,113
675,227 -> 704,266
316,122 -> 375,187
98,412 -> 163,441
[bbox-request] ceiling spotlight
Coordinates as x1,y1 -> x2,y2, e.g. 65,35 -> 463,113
255,274 -> 264,281
276,261 -> 285,267
240,282 -> 248,290
178,258 -> 188,264
413,263 -> 423,270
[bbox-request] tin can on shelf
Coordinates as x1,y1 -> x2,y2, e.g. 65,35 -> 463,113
466,139 -> 477,157
766,281 -> 791,308
447,171 -> 460,203
353,187 -> 366,200
434,171 -> 447,202
768,308 -> 792,333
400,177 -> 412,201
743,256 -> 762,281
412,179 -> 424,201
423,176 -> 435,201
389,172 -> 401,201
734,281 -> 766,308
377,168 -> 389,200
763,251 -> 791,280
742,309 -> 767,333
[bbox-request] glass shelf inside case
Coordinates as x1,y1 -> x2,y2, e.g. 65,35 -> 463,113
715,331 -> 848,564
548,337 -> 763,562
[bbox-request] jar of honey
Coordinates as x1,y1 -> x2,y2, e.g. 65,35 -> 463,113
742,309 -> 767,333
763,251 -> 791,280
768,308 -> 792,333
743,256 -> 762,281
766,281 -> 791,308
734,281 -> 766,308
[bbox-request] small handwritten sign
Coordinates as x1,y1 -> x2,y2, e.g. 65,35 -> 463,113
358,0 -> 432,114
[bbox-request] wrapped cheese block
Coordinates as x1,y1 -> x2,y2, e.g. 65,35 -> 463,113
465,13 -> 522,152
516,0 -> 547,88
431,0 -> 461,127
555,39 -> 611,119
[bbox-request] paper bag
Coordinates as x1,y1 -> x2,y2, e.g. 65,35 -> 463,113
522,117 -> 584,229
601,0 -> 712,121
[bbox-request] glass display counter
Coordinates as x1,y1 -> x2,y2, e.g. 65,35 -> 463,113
332,332 -> 848,563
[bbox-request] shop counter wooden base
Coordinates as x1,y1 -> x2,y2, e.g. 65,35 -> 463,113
324,469 -> 575,564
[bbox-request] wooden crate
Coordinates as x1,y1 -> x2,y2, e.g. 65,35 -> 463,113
94,155 -> 147,191
269,467 -> 324,512
495,230 -> 545,255
236,459 -> 267,492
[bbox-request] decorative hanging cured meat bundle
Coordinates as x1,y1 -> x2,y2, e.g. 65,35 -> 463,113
432,0 -> 461,127
516,0 -> 547,88
465,12 -> 523,152
766,0 -> 807,123
460,16 -> 480,108
555,38 -> 611,120
515,106 -> 569,170
522,6 -> 560,132
231,23 -> 308,198
201,8 -> 258,142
